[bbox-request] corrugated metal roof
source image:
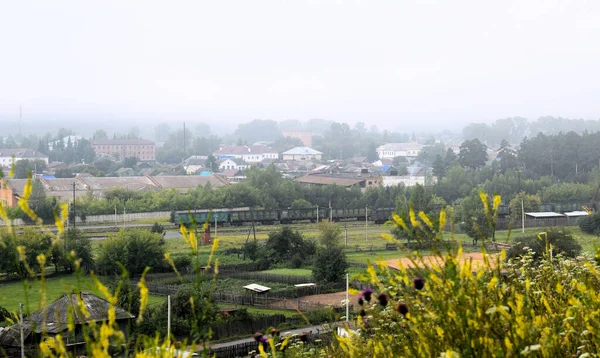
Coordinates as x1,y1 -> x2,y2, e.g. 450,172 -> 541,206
244,284 -> 271,293
564,211 -> 590,217
295,175 -> 364,187
525,212 -> 564,218
282,147 -> 323,155
25,292 -> 134,334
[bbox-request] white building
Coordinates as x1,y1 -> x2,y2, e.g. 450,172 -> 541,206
214,145 -> 278,163
218,158 -> 248,171
377,143 -> 423,159
281,147 -> 323,161
381,176 -> 435,187
0,148 -> 49,167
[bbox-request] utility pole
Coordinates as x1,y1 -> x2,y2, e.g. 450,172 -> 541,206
167,295 -> 171,345
344,218 -> 348,247
316,205 -> 319,222
521,199 -> 525,233
365,205 -> 368,242
72,182 -> 76,231
329,200 -> 332,222
345,273 -> 349,322
114,206 -> 117,227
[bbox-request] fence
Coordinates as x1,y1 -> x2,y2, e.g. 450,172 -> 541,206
210,314 -> 295,340
208,330 -> 335,358
76,211 -> 172,224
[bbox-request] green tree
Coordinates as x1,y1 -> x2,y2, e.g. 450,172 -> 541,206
497,140 -> 518,173
96,229 -> 165,275
509,192 -> 541,223
312,221 -> 347,284
93,129 -> 108,140
290,199 -> 312,209
506,229 -> 582,261
366,142 -> 379,162
205,155 -> 219,173
260,227 -> 316,268
63,228 -> 94,272
432,154 -> 446,180
123,157 -> 138,168
458,139 -> 488,170
456,189 -> 494,245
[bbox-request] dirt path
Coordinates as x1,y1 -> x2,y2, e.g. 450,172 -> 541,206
385,252 -> 494,270
295,252 -> 495,306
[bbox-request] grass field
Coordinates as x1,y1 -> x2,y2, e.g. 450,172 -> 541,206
261,268 -> 313,276
0,275 -> 101,313
5,222 -> 597,314
0,275 -> 168,313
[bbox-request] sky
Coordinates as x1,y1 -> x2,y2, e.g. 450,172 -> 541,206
1,0 -> 600,135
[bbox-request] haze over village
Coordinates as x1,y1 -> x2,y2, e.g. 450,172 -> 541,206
2,1 -> 600,357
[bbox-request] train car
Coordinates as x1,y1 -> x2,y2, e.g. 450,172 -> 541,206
374,207 -> 395,224
252,209 -> 279,224
329,207 -> 369,221
175,211 -> 230,227
280,208 -> 319,223
229,209 -> 279,225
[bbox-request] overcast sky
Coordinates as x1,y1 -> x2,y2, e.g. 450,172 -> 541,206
1,0 -> 600,134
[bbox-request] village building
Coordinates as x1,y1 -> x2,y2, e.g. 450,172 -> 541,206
213,145 -> 278,163
182,155 -> 207,174
376,142 -> 423,159
0,292 -> 134,357
0,148 -> 49,167
295,172 -> 381,190
281,131 -> 313,147
0,174 -> 230,207
281,147 -> 323,161
218,158 -> 248,171
90,139 -> 156,162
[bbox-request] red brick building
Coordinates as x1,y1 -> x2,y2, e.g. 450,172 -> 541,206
90,139 -> 156,161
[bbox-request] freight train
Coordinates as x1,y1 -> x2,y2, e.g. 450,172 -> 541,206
174,204 -> 513,227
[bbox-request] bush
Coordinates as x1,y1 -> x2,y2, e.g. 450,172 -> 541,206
579,212 -> 600,234
506,228 -> 583,261
96,229 -> 165,275
150,222 -> 165,235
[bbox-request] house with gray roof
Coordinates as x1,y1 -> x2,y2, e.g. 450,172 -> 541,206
281,147 -> 323,161
0,292 -> 134,356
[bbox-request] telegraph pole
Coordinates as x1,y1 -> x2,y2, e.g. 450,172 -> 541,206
365,205 -> 368,242
72,182 -> 76,231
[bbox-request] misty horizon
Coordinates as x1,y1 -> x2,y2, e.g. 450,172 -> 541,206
2,1 -> 600,136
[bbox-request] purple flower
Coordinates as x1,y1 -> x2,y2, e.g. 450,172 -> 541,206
413,277 -> 425,290
396,302 -> 409,316
377,293 -> 388,307
260,336 -> 268,344
361,288 -> 374,302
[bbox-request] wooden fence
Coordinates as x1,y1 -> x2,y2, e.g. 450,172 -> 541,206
208,330 -> 335,358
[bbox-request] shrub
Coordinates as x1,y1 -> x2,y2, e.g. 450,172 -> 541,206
506,228 -> 583,261
96,229 -> 165,275
579,212 -> 600,234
